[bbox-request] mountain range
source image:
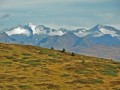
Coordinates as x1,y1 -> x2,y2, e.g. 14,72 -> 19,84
0,23 -> 120,60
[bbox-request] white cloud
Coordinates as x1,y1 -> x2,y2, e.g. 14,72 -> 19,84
43,22 -> 87,30
0,0 -> 119,30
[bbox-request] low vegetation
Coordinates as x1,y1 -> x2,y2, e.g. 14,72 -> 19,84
0,43 -> 120,90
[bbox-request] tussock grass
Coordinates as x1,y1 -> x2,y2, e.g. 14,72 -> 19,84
0,43 -> 120,90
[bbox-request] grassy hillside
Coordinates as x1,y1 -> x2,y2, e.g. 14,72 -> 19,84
0,43 -> 120,90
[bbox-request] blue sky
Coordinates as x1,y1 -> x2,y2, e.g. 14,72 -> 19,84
0,0 -> 120,30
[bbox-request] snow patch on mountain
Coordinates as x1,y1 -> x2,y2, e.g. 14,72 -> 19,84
92,32 -> 104,37
28,23 -> 36,33
28,23 -> 36,30
48,30 -> 65,36
74,31 -> 89,37
88,24 -> 120,38
6,27 -> 31,36
73,28 -> 88,37
100,28 -> 118,37
33,25 -> 50,35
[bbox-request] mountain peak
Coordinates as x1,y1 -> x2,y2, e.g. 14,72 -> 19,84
28,22 -> 33,26
89,24 -> 120,38
62,31 -> 78,37
5,25 -> 33,37
28,23 -> 36,29
90,24 -> 106,32
38,25 -> 44,27
95,24 -> 104,29
36,25 -> 49,31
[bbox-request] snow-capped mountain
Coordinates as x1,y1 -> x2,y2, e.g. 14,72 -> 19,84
5,23 -> 120,38
33,25 -> 66,36
5,23 -> 67,36
2,23 -> 120,46
5,26 -> 33,36
84,24 -> 120,47
28,23 -> 36,34
89,24 -> 120,38
73,28 -> 89,37
0,23 -> 120,60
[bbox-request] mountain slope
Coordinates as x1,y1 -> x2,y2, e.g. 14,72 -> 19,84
85,25 -> 120,47
0,32 -> 15,43
0,43 -> 120,90
89,24 -> 120,38
39,32 -> 88,50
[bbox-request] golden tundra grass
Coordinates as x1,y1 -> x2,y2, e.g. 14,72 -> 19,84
0,43 -> 120,90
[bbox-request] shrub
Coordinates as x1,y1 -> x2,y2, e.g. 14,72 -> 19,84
51,47 -> 54,50
61,48 -> 65,52
71,52 -> 75,56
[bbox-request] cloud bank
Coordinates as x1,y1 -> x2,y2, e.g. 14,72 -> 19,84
0,0 -> 120,30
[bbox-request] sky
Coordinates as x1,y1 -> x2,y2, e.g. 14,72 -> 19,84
0,0 -> 120,30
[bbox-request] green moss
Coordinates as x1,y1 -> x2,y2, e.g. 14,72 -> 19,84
60,73 -> 70,77
112,87 -> 120,90
12,59 -> 25,62
41,49 -> 49,54
75,69 -> 93,74
69,78 -> 104,84
47,59 -> 60,63
21,60 -> 40,66
6,56 -> 14,59
100,69 -> 118,76
22,53 -> 31,56
18,85 -> 31,90
0,62 -> 12,65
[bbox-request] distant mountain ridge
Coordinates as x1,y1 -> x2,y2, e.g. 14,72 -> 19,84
4,23 -> 120,38
0,23 -> 120,60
